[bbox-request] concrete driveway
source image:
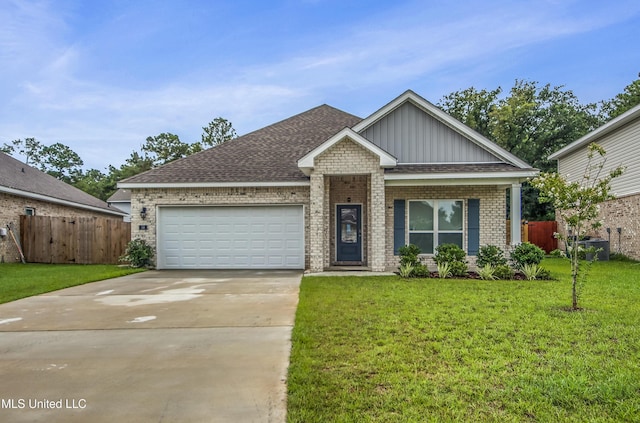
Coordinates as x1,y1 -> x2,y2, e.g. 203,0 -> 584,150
0,269 -> 302,423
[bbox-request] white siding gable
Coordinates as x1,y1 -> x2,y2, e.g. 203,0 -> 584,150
558,114 -> 640,198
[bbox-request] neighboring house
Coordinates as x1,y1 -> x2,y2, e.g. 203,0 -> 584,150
0,152 -> 128,263
107,189 -> 132,222
549,103 -> 640,260
119,90 -> 537,271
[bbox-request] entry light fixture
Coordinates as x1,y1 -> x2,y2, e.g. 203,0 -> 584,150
140,207 -> 148,220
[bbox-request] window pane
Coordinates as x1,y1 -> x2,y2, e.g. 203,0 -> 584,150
409,233 -> 433,254
438,200 -> 463,230
409,201 -> 433,231
439,233 -> 463,248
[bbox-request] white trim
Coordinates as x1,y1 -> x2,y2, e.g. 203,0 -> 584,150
297,128 -> 397,175
549,103 -> 640,160
352,90 -> 532,169
334,203 -> 364,263
0,186 -> 127,217
118,181 -> 311,189
384,170 -> 537,187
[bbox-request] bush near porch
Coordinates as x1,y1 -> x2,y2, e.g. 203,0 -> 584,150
287,258 -> 640,422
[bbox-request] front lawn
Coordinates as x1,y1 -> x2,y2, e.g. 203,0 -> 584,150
0,263 -> 145,304
287,258 -> 640,422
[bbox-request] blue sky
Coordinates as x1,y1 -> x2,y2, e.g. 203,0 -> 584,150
1,0 -> 639,170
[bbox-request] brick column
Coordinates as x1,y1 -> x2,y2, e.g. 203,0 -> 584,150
370,169 -> 386,271
309,173 -> 325,272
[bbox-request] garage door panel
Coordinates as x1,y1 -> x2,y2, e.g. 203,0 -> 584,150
158,206 -> 304,269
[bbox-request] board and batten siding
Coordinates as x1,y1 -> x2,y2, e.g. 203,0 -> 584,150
359,102 -> 500,164
558,116 -> 640,198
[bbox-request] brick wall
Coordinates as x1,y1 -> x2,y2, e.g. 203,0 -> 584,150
310,137 -> 386,271
0,192 -> 122,263
385,185 -> 507,271
556,192 -> 640,260
130,186 -> 311,268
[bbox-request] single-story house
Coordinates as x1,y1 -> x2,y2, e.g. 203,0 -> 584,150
0,152 -> 128,263
549,103 -> 640,260
107,189 -> 132,222
119,90 -> 537,271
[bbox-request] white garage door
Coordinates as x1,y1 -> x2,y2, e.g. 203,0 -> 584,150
157,206 -> 304,269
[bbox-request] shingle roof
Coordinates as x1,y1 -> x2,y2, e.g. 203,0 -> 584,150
107,188 -> 131,202
0,152 -> 125,216
121,105 -> 362,184
387,163 -> 535,174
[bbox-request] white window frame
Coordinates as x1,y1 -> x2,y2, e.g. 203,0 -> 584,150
408,199 -> 464,254
24,207 -> 36,216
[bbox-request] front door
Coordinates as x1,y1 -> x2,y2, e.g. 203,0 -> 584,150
336,204 -> 362,262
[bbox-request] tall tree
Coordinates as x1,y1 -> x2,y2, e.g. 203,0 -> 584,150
141,132 -> 196,167
601,74 -> 640,119
40,142 -> 84,184
438,80 -> 601,220
200,117 -> 237,148
1,137 -> 45,166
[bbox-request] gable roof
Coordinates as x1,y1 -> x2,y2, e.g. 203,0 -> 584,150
120,105 -> 362,187
0,153 -> 126,216
549,103 -> 640,160
107,188 -> 131,203
353,90 -> 532,169
297,128 -> 397,175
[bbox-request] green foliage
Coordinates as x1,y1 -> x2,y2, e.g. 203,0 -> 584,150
531,143 -> 623,309
477,264 -> 497,280
434,244 -> 467,277
398,263 -> 414,278
290,261 -> 640,421
0,264 -> 144,304
510,242 -> 545,270
494,264 -> 515,280
397,244 -> 429,278
477,244 -> 507,267
200,117 -> 237,147
120,239 -> 155,268
436,262 -> 452,279
601,75 -> 640,119
522,263 -> 544,280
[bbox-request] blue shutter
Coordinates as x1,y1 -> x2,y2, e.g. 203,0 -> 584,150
393,199 -> 406,255
468,199 -> 480,256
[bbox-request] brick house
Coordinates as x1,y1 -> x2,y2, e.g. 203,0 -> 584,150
119,90 -> 537,272
549,103 -> 640,260
0,152 -> 127,263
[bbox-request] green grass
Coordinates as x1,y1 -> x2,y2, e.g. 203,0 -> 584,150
0,263 -> 145,304
287,258 -> 640,422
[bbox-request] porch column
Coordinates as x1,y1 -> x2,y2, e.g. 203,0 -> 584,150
370,170 -> 386,271
309,173 -> 325,272
510,183 -> 522,245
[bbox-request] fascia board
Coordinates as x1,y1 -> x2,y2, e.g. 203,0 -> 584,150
297,128 -> 397,169
549,103 -> 640,160
0,185 -> 127,217
118,181 -> 311,189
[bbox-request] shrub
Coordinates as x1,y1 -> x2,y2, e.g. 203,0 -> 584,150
522,263 -> 543,280
510,242 -> 545,270
478,264 -> 498,280
477,245 -> 507,268
437,262 -> 452,279
398,263 -> 414,278
398,244 -> 428,278
494,265 -> 515,280
120,238 -> 155,268
434,244 -> 467,277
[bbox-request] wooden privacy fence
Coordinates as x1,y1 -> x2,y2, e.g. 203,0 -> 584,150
20,215 -> 131,264
506,220 -> 558,253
